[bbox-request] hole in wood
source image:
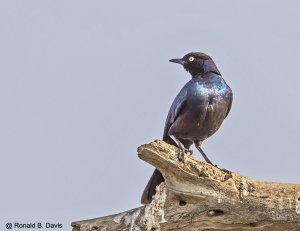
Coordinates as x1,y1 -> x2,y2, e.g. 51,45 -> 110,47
249,222 -> 257,227
179,200 -> 187,206
91,226 -> 99,230
207,209 -> 224,216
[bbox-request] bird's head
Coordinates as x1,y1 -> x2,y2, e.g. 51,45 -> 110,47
169,52 -> 221,77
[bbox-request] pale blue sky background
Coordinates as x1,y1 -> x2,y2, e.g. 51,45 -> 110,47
0,0 -> 300,229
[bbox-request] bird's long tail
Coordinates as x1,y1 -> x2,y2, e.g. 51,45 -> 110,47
140,168 -> 164,204
141,136 -> 178,204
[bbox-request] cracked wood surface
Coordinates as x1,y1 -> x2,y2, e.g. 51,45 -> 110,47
72,140 -> 300,231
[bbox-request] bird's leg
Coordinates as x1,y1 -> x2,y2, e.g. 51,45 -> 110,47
174,138 -> 191,162
195,145 -> 213,165
195,145 -> 231,173
177,142 -> 185,162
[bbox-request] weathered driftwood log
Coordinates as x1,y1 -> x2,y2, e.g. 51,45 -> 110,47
72,140 -> 300,231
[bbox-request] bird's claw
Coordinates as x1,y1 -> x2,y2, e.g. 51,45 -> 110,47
177,150 -> 184,162
221,168 -> 232,174
214,165 -> 232,174
177,145 -> 192,162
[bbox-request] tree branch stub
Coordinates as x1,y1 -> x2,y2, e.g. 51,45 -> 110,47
72,140 -> 300,231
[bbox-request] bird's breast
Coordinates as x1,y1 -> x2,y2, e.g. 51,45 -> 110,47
168,75 -> 231,142
189,78 -> 229,101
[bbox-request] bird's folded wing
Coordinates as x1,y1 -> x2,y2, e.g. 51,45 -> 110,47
163,87 -> 188,141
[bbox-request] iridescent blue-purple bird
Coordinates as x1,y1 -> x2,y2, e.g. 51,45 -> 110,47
141,52 -> 233,204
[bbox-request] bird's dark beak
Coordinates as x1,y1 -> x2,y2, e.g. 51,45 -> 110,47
169,58 -> 186,65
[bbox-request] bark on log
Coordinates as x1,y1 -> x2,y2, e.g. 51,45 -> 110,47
71,140 -> 300,231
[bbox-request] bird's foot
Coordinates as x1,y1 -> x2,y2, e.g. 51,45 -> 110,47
214,165 -> 232,174
221,168 -> 232,174
177,144 -> 192,162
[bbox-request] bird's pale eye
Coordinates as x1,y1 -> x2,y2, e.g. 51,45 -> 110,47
188,56 -> 195,62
